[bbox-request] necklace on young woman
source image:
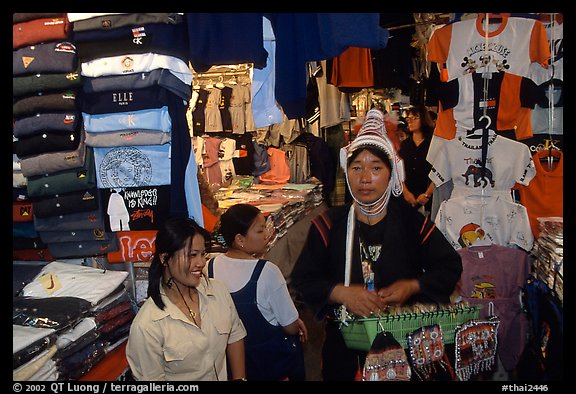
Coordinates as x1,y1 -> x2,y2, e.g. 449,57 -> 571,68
173,282 -> 199,325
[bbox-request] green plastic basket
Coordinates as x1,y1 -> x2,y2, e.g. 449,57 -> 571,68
339,304 -> 482,351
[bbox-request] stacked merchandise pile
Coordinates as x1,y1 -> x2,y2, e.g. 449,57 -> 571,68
262,184 -> 324,245
14,325 -> 59,381
518,216 -> 563,381
531,217 -> 563,303
211,183 -> 323,251
13,13 -> 117,262
13,262 -> 130,381
72,13 -> 203,266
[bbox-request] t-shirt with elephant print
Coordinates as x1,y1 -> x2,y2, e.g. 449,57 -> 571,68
428,131 -> 535,201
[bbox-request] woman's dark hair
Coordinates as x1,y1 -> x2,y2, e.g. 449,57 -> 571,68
148,216 -> 211,310
347,146 -> 392,171
405,105 -> 435,137
218,203 -> 261,248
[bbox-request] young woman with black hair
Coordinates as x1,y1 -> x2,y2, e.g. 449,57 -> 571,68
126,216 -> 247,381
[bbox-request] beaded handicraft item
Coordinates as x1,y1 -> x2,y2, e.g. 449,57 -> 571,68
407,324 -> 455,380
454,315 -> 500,381
363,330 -> 411,381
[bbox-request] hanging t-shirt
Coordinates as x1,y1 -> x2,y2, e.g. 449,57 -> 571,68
315,60 -> 351,129
428,131 -> 535,201
435,71 -> 538,140
457,244 -> 531,371
516,149 -> 563,239
427,14 -> 550,82
435,194 -> 534,252
218,138 -> 236,187
229,84 -> 251,134
251,18 -> 284,128
282,142 -> 310,184
529,16 -> 563,136
218,86 -> 233,132
228,132 -> 255,176
192,136 -> 206,169
204,88 -> 223,132
259,147 -> 290,184
202,136 -> 223,187
252,141 -> 271,176
528,15 -> 563,85
191,88 -> 209,136
330,46 -> 374,91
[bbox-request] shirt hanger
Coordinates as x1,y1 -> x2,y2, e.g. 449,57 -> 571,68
215,76 -> 225,89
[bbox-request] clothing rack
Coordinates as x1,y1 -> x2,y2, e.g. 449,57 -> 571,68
387,13 -> 451,31
194,69 -> 251,78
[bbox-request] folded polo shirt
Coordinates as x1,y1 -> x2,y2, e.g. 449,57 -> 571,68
94,144 -> 171,188
19,130 -> 86,177
39,228 -> 111,244
14,129 -> 81,159
81,68 -> 191,101
21,260 -> 129,306
26,147 -> 96,198
13,91 -> 78,119
80,53 -> 192,86
13,16 -> 71,49
13,41 -> 77,76
32,188 -> 99,218
75,22 -> 188,63
71,13 -> 183,32
13,71 -> 82,98
72,18 -> 184,43
13,112 -> 79,138
33,201 -> 105,232
79,85 -> 171,115
82,106 -> 171,133
86,129 -> 171,148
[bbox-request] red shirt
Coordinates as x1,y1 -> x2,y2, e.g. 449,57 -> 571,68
516,149 -> 563,239
13,16 -> 70,49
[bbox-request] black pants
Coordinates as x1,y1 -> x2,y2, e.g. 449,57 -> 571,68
322,323 -> 366,381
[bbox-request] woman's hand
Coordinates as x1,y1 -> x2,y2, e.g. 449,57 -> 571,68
331,284 -> 387,318
416,193 -> 430,206
296,318 -> 308,343
377,279 -> 420,306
